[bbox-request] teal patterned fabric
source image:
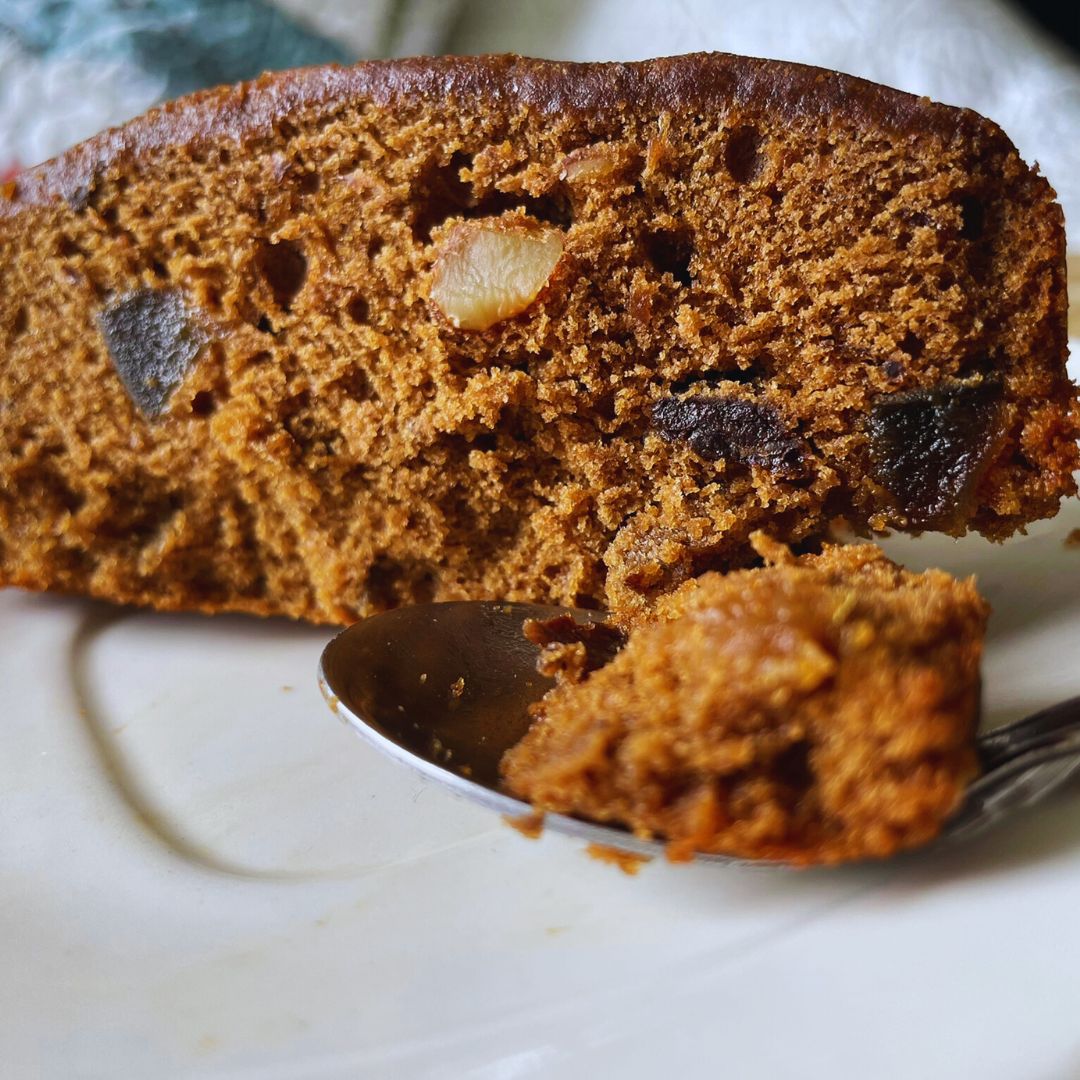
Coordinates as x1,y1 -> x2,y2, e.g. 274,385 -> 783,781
0,0 -> 353,97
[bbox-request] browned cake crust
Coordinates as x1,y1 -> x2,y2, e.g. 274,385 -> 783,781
0,54 -> 1074,622
502,541 -> 988,865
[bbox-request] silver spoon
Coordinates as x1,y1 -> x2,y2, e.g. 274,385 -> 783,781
318,601 -> 1080,866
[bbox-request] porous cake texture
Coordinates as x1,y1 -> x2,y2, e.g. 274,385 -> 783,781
0,55 -> 1073,621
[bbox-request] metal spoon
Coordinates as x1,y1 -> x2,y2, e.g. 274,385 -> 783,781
318,601 -> 1080,865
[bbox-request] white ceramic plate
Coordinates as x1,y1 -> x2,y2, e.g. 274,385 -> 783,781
4,253 -> 1080,1077
6,414 -> 1080,1078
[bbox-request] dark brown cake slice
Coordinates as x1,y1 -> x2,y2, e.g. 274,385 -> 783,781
0,54 -> 1074,622
502,540 -> 988,865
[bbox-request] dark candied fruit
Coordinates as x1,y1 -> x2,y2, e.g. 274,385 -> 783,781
867,378 -> 1003,530
651,394 -> 805,475
97,287 -> 207,416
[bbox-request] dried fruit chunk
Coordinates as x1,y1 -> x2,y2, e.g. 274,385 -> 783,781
867,378 -> 1003,530
430,219 -> 563,331
97,288 -> 206,416
651,394 -> 805,475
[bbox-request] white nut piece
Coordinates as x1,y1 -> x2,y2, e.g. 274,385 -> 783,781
431,219 -> 563,331
559,143 -> 619,183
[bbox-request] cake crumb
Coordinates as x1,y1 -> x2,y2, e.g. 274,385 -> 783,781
504,543 -> 987,865
586,844 -> 652,875
1064,528 -> 1080,548
450,676 -> 465,698
504,811 -> 545,839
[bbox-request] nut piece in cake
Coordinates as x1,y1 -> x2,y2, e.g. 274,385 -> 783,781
430,218 -> 563,331
502,542 -> 988,865
559,143 -> 623,183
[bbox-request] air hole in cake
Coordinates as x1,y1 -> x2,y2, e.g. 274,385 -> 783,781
363,555 -> 437,608
725,126 -> 765,183
296,169 -> 321,195
958,195 -> 985,240
218,148 -> 231,166
594,391 -> 618,423
412,570 -> 437,604
523,188 -> 573,230
899,331 -> 924,359
412,151 -> 475,240
256,238 -> 307,311
57,235 -> 85,259
413,151 -> 573,241
149,258 -> 170,280
277,119 -> 300,141
255,313 -> 273,335
101,205 -> 118,226
573,592 -> 603,611
445,354 -> 476,377
97,481 -> 183,544
471,432 -> 498,452
179,561 -> 229,602
367,236 -> 384,259
331,366 -> 373,402
669,365 -> 763,394
10,306 -> 28,339
191,390 -> 216,417
345,293 -> 369,323
12,460 -> 85,516
644,227 -> 693,286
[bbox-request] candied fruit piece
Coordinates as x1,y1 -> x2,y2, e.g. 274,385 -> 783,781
867,378 -> 1003,530
651,394 -> 804,474
97,288 -> 206,416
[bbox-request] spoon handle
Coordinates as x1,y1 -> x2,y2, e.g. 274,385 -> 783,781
946,696 -> 1080,841
976,694 -> 1080,772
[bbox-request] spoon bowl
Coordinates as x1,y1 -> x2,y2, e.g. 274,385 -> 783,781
319,601 -> 1080,866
